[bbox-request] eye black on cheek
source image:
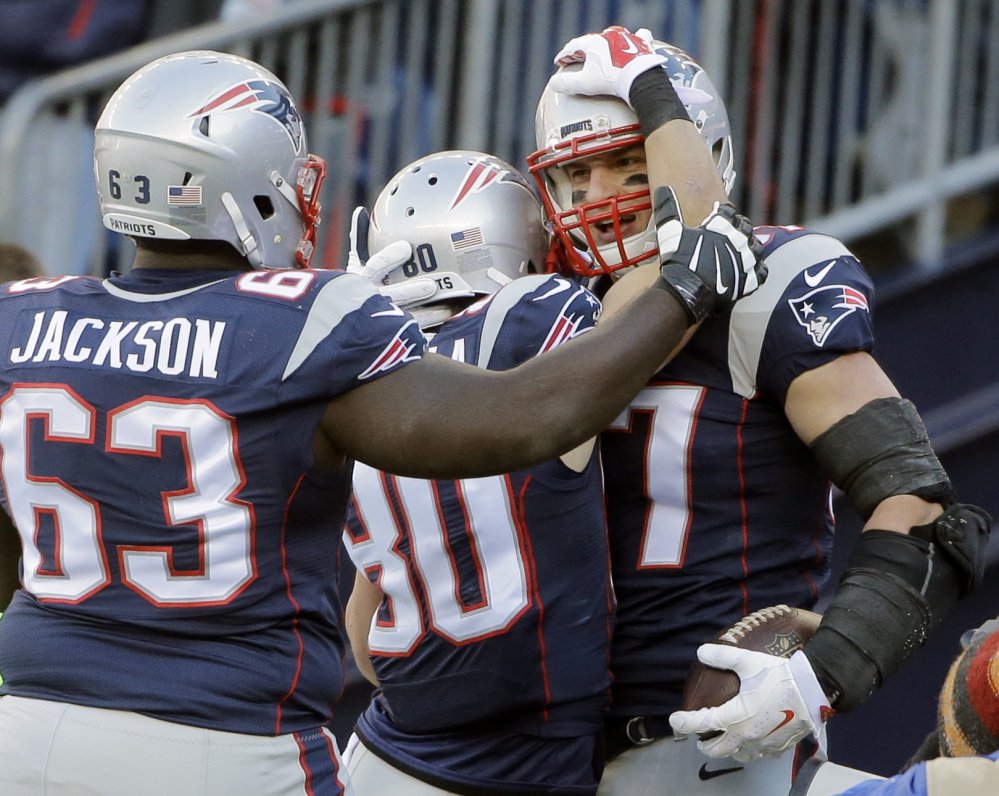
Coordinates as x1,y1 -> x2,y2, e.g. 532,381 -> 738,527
623,174 -> 649,187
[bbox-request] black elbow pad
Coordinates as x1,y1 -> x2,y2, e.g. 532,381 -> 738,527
810,398 -> 954,520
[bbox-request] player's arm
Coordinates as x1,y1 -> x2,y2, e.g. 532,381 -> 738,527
786,351 -> 991,712
0,509 -> 19,611
643,118 -> 727,222
322,286 -> 686,478
345,570 -> 381,686
784,351 -> 944,531
671,351 -> 992,758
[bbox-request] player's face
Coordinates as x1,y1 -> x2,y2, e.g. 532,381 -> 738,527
563,144 -> 651,246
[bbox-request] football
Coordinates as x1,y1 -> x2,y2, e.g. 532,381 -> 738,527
680,604 -> 823,717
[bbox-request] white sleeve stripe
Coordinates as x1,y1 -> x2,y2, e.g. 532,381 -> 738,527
477,277 -> 552,368
282,276 -> 380,381
727,233 -> 855,398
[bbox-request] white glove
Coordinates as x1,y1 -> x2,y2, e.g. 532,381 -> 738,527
550,26 -> 666,106
669,646 -> 832,763
347,206 -> 436,307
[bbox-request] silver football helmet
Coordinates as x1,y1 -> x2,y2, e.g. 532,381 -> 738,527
368,150 -> 549,329
94,50 -> 326,269
528,41 -> 734,278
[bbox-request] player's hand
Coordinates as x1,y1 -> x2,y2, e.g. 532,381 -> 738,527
550,26 -> 667,106
653,187 -> 766,325
347,206 -> 436,306
347,206 -> 413,279
669,646 -> 832,762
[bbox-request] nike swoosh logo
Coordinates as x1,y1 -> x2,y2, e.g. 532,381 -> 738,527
698,763 -> 745,781
803,261 -> 836,287
619,38 -> 639,55
534,279 -> 572,301
688,236 -> 704,279
764,710 -> 796,737
714,248 -> 728,293
371,307 -> 405,317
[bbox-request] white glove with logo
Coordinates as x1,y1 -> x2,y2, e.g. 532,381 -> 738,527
347,206 -> 436,307
669,646 -> 833,763
549,26 -> 666,106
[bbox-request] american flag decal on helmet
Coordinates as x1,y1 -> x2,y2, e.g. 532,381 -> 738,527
189,79 -> 303,152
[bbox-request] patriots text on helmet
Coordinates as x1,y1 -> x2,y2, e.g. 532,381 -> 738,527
559,119 -> 594,138
108,217 -> 157,236
9,310 -> 225,379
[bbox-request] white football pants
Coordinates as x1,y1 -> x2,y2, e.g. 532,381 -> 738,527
600,732 -> 808,796
0,695 -> 354,796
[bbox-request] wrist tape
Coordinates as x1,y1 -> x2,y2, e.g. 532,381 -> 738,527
805,503 -> 991,711
629,68 -> 689,138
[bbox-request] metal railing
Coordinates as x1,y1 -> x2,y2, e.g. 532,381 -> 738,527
1,0 -> 997,277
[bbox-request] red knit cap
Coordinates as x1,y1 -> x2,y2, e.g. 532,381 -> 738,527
938,619 -> 999,757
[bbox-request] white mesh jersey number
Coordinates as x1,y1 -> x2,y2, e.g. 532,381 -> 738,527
606,384 -> 704,567
0,385 -> 254,605
346,464 -> 530,654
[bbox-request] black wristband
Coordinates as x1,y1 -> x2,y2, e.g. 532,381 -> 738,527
629,67 -> 688,138
654,263 -> 711,326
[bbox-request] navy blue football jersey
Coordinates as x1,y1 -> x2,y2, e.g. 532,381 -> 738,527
602,227 -> 877,720
344,274 -> 611,793
0,267 -> 425,735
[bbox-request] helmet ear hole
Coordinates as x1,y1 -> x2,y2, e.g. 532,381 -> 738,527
253,195 -> 275,219
198,116 -> 210,136
712,140 -> 725,166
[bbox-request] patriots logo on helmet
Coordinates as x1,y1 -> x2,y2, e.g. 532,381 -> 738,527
450,159 -> 532,210
789,284 -> 870,347
659,46 -> 699,84
190,80 -> 303,152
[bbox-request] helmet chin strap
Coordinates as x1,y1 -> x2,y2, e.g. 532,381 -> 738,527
221,192 -> 262,267
411,304 -> 459,330
270,170 -> 300,208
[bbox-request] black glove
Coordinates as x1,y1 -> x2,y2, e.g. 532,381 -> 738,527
653,187 -> 767,325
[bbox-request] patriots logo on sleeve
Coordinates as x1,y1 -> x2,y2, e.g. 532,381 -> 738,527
533,279 -> 599,353
357,320 -> 423,380
189,80 -> 303,152
788,284 -> 870,347
537,309 -> 590,353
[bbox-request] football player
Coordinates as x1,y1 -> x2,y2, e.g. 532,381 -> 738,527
0,49 -> 764,796
338,32 -> 764,796
340,149 -> 614,795
0,243 -> 46,613
527,26 -> 992,796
